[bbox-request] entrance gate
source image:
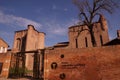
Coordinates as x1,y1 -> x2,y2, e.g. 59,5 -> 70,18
9,49 -> 44,79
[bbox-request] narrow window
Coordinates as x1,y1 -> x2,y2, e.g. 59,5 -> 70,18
0,47 -> 3,53
3,47 -> 5,53
85,37 -> 88,47
100,35 -> 103,46
75,38 -> 78,48
4,48 -> 7,53
0,63 -> 3,74
0,47 -> 2,53
16,38 -> 21,50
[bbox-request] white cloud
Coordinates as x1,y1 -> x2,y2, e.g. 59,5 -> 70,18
45,19 -> 67,36
44,18 -> 79,36
0,31 -> 14,48
64,18 -> 79,28
50,26 -> 66,35
64,8 -> 68,12
0,31 -> 11,37
0,10 -> 42,29
46,21 -> 67,36
52,5 -> 57,10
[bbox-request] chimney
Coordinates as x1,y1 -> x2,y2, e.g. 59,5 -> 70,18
117,30 -> 120,37
99,14 -> 108,31
28,24 -> 34,30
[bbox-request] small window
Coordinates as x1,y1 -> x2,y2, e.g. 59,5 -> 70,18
51,62 -> 58,69
0,63 -> 3,74
85,37 -> 88,47
3,47 -> 5,53
0,47 -> 3,53
60,73 -> 66,79
0,47 -> 2,53
60,54 -> 64,58
75,39 -> 78,48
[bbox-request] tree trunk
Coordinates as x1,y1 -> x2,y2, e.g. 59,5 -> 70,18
89,29 -> 97,47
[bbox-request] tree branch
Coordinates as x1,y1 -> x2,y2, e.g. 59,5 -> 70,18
79,12 -> 89,25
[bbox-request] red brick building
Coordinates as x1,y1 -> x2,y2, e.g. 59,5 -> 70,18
44,15 -> 120,80
0,15 -> 120,80
0,38 -> 9,53
0,38 -> 10,78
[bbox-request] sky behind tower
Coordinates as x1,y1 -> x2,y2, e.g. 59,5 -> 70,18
0,0 -> 120,48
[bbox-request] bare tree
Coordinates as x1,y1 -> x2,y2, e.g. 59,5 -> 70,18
73,0 -> 119,47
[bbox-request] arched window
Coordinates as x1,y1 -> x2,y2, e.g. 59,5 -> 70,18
100,35 -> 103,46
16,38 -> 21,50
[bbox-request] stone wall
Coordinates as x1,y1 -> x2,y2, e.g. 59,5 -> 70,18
12,25 -> 45,70
12,30 -> 27,51
25,25 -> 45,70
44,45 -> 120,80
68,15 -> 109,48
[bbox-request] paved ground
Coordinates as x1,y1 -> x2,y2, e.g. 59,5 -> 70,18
0,78 -> 30,80
0,78 -> 41,80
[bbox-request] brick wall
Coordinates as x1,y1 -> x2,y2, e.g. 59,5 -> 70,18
0,53 -> 11,78
44,45 -> 120,80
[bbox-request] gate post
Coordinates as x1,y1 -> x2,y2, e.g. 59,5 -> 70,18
33,50 -> 40,79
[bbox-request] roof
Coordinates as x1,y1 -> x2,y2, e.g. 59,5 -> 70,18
45,42 -> 69,50
104,37 -> 120,46
15,29 -> 27,33
53,42 -> 69,47
0,37 -> 9,47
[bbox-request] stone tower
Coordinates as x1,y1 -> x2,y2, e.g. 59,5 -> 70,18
12,25 -> 45,70
13,25 -> 45,51
68,15 -> 109,48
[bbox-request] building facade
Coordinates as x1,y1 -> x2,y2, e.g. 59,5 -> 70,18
0,14 -> 120,80
0,38 -> 10,78
0,38 -> 9,53
68,15 -> 109,48
43,15 -> 120,80
12,25 -> 45,70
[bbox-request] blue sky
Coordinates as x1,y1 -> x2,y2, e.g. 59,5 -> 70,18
0,0 -> 120,48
